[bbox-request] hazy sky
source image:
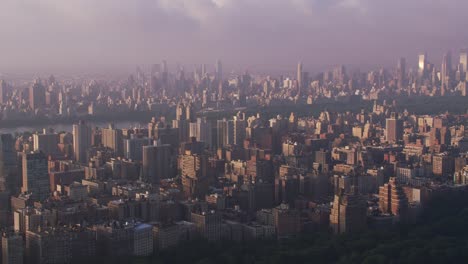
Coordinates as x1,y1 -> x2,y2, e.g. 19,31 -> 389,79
1,0 -> 467,73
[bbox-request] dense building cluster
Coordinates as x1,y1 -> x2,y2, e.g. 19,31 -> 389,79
0,51 -> 467,263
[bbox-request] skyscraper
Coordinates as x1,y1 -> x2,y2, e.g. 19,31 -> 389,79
0,80 -> 7,105
33,129 -> 59,156
101,124 -> 124,157
441,51 -> 452,96
460,49 -> 467,79
418,52 -> 427,77
2,232 -> 24,264
330,189 -> 367,234
142,142 -> 172,185
190,118 -> 212,148
385,113 -> 403,143
216,119 -> 232,148
215,59 -> 223,82
29,80 -> 46,110
379,177 -> 408,218
73,120 -> 92,164
124,136 -> 152,161
0,134 -> 18,193
297,61 -> 303,90
397,57 -> 406,87
21,152 -> 50,201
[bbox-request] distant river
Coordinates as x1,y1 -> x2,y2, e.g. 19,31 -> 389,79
0,121 -> 148,134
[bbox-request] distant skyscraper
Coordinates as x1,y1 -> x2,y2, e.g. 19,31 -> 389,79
441,52 -> 452,96
297,61 -> 303,90
73,120 -> 92,164
460,50 -> 468,76
418,52 -> 427,77
0,80 -> 7,105
21,152 -> 50,201
397,57 -> 406,86
29,80 -> 46,110
215,59 -> 223,81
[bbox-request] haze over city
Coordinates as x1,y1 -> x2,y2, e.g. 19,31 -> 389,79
1,0 -> 468,73
1,1 -> 468,264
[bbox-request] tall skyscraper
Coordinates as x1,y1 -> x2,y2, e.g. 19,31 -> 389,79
21,152 -> 50,201
73,120 -> 92,164
385,113 -> 403,143
397,57 -> 406,87
441,51 -> 452,96
0,80 -> 7,105
142,142 -> 172,185
418,52 -> 427,77
297,61 -> 303,90
29,80 -> 46,110
215,59 -> 223,82
460,49 -> 468,77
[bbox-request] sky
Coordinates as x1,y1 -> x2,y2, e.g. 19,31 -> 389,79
1,0 -> 467,74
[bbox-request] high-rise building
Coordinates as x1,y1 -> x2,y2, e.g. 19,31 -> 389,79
329,189 -> 367,234
0,80 -> 7,105
29,80 -> 46,110
73,120 -> 92,164
142,142 -> 172,185
297,61 -> 303,90
180,153 -> 210,199
26,227 -> 96,264
232,116 -> 246,146
441,51 -> 452,96
397,57 -> 406,87
385,113 -> 403,143
379,177 -> 408,218
190,118 -> 212,148
21,152 -> 50,201
433,154 -> 454,176
418,52 -> 427,77
124,136 -> 152,162
0,134 -> 19,193
459,50 -> 467,80
191,211 -> 222,241
101,124 -> 124,157
216,119 -> 230,149
215,59 -> 223,82
2,232 -> 24,264
33,129 -> 59,156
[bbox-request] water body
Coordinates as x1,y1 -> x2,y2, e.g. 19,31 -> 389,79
0,121 -> 148,134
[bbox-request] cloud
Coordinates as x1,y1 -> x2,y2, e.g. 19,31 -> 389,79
0,0 -> 467,73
